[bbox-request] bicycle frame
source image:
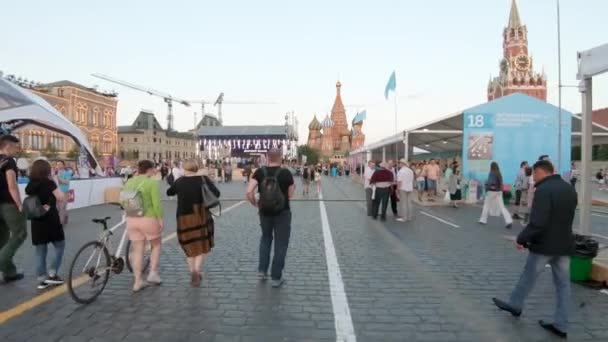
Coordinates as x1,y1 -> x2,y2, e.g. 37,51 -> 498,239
80,211 -> 127,276
101,212 -> 128,259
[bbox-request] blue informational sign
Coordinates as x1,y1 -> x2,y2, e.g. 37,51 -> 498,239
462,94 -> 572,186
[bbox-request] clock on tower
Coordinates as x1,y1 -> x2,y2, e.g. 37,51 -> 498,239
487,0 -> 547,102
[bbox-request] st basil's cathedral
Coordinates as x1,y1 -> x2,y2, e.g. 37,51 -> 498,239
306,81 -> 365,160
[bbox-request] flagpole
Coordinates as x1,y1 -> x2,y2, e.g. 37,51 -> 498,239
394,89 -> 398,161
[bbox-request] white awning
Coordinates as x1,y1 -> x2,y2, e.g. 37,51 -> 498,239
352,110 -> 608,156
0,78 -> 101,172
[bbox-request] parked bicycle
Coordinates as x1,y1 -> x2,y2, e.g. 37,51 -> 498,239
67,203 -> 150,304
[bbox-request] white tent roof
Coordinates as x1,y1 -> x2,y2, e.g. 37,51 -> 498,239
353,109 -> 608,155
0,78 -> 101,172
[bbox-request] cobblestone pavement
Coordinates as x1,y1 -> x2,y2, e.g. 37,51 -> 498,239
1,177 -> 608,341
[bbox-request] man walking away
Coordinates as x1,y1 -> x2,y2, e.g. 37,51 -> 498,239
246,148 -> 295,288
397,159 -> 415,222
492,160 -> 577,339
363,160 -> 376,216
513,161 -> 528,219
0,135 -> 27,283
301,165 -> 310,196
370,162 -> 393,221
570,162 -> 579,189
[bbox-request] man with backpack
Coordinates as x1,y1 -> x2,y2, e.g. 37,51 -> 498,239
246,148 -> 295,288
301,165 -> 311,196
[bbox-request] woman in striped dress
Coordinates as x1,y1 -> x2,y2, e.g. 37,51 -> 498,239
167,160 -> 220,287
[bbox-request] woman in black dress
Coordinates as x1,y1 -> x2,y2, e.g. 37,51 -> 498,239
25,159 -> 66,290
166,160 -> 220,287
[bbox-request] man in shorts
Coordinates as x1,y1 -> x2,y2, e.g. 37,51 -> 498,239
425,159 -> 441,200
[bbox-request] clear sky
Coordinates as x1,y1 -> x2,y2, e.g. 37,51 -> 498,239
2,0 -> 607,144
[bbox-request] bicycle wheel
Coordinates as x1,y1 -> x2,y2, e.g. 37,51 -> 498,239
68,241 -> 111,304
125,240 -> 151,274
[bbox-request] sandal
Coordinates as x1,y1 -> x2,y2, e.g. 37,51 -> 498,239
132,281 -> 149,293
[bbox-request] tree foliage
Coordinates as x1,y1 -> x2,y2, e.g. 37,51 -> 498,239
297,144 -> 320,166
43,142 -> 58,159
66,146 -> 79,159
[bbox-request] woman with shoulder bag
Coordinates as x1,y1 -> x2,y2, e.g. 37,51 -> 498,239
166,160 -> 220,287
25,160 -> 66,290
479,161 -> 513,228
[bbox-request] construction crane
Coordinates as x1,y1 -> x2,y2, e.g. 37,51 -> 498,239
92,73 -> 190,131
187,93 -> 275,125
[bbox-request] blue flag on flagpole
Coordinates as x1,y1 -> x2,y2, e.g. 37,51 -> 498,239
353,110 -> 367,124
384,71 -> 396,100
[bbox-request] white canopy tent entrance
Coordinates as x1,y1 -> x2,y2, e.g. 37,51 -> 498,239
0,77 -> 101,172
352,109 -> 608,163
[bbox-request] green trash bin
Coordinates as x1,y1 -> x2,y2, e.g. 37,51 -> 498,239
502,190 -> 512,206
570,256 -> 593,282
570,234 -> 599,282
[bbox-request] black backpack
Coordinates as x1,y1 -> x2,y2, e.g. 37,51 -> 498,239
302,168 -> 309,180
258,167 -> 286,215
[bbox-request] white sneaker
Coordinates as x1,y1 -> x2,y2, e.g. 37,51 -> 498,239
395,218 -> 405,222
146,272 -> 162,285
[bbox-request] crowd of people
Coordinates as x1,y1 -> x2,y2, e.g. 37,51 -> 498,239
0,134 -> 297,292
0,132 -> 584,337
0,135 -> 74,288
361,158 -> 463,222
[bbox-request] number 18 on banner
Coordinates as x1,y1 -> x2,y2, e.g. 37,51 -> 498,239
466,114 -> 492,129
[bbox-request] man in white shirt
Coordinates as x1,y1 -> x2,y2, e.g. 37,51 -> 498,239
363,160 -> 376,216
397,159 -> 416,222
171,161 -> 185,181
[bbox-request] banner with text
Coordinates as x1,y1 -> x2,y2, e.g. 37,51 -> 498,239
462,110 -> 571,186
200,135 -> 286,158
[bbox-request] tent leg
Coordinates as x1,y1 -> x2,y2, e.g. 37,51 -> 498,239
579,77 -> 593,235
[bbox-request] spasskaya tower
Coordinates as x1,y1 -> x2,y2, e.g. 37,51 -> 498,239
488,0 -> 547,102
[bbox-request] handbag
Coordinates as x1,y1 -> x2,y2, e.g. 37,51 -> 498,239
201,176 -> 221,211
23,195 -> 48,220
443,190 -> 451,203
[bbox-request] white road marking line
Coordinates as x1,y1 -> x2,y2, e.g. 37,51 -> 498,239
162,201 -> 245,243
420,210 -> 460,228
0,201 -> 247,325
318,191 -> 357,342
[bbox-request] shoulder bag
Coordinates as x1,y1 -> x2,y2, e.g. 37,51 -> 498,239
201,176 -> 221,213
23,195 -> 47,220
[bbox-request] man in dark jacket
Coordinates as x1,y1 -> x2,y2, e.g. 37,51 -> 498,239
492,160 -> 576,339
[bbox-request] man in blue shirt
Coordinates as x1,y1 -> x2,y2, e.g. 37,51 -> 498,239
55,160 -> 72,225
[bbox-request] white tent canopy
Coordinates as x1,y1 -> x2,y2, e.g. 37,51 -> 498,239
352,109 -> 608,157
0,77 -> 101,172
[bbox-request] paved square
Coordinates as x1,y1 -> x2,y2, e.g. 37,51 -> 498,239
1,178 -> 607,341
